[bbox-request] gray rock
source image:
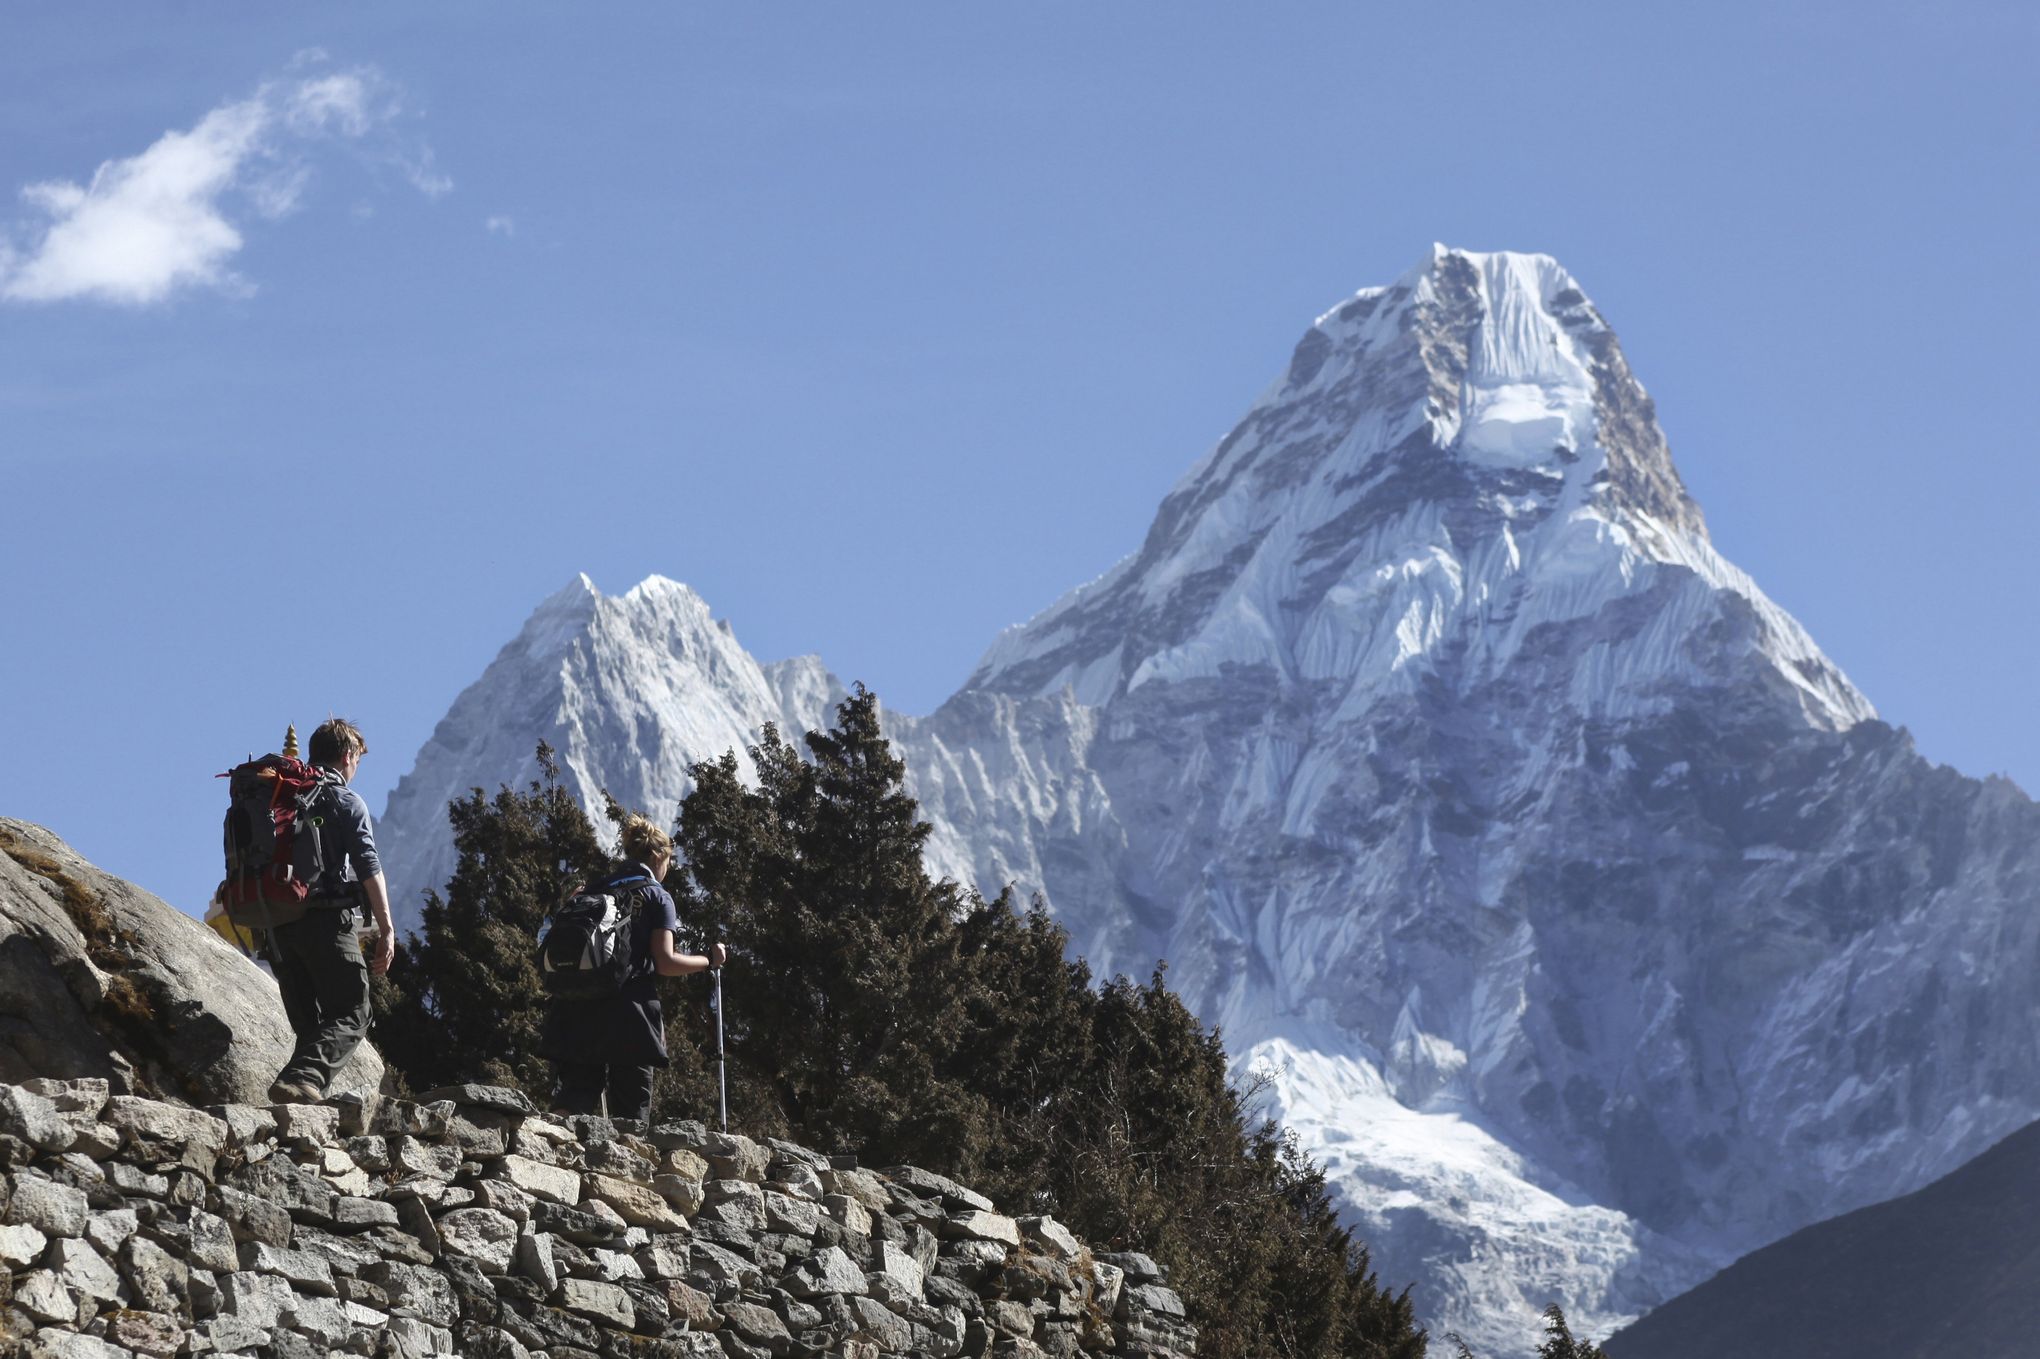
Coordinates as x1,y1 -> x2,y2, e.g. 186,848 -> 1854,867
12,1267 -> 81,1325
700,1132 -> 769,1183
382,1314 -> 454,1358
186,1208 -> 239,1272
373,1099 -> 454,1139
824,1195 -> 873,1241
201,1317 -> 271,1354
584,1173 -> 686,1231
763,1188 -> 820,1236
84,1206 -> 139,1256
771,1163 -> 826,1202
187,1265 -> 222,1318
583,1139 -> 657,1180
118,1232 -> 189,1311
870,1240 -> 925,1298
884,1166 -> 995,1214
819,1168 -> 890,1214
237,1240 -> 336,1295
555,1276 -> 634,1329
990,1300 -> 1038,1337
0,825 -> 387,1102
686,1238 -> 761,1291
332,1196 -> 400,1231
59,1119 -> 122,1161
634,1236 -> 689,1282
206,1104 -> 278,1148
0,1084 -> 75,1154
945,1209 -> 1021,1248
1096,1252 -> 1163,1283
106,1307 -> 182,1357
287,1291 -> 355,1348
219,1269 -> 296,1329
663,1335 -> 725,1359
849,1294 -> 916,1350
105,1161 -> 170,1198
22,1078 -> 111,1118
271,1103 -> 339,1144
445,1111 -> 511,1159
337,1274 -> 389,1307
220,1155 -> 335,1224
47,1235 -> 123,1304
496,1153 -> 581,1206
21,1328 -> 126,1359
529,1198 -> 617,1245
471,1177 -> 534,1224
391,1136 -> 463,1181
436,1206 -> 519,1274
362,1260 -> 458,1327
514,1226 -> 558,1292
9,1175 -> 88,1237
725,1299 -> 790,1345
1020,1216 -> 1081,1262
395,1196 -> 442,1257
417,1084 -> 536,1116
0,1219 -> 47,1267
1124,1283 -> 1186,1319
787,1244 -> 868,1298
210,1185 -> 291,1247
589,1245 -> 644,1282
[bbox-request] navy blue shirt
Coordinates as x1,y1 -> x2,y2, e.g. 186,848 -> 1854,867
309,770 -> 380,899
542,863 -> 683,1067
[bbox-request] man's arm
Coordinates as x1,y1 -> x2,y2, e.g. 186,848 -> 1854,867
362,872 -> 396,977
335,789 -> 396,977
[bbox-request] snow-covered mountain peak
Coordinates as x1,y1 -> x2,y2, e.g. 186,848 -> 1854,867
376,575 -> 843,932
962,248 -> 1868,729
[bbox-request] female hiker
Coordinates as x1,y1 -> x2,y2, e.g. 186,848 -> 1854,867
541,812 -> 725,1123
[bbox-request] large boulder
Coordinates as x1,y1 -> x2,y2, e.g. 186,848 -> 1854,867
0,818 -> 382,1104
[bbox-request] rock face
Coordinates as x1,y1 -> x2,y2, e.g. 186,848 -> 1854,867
0,1079 -> 1194,1359
371,248 -> 2040,1355
0,820 -> 383,1106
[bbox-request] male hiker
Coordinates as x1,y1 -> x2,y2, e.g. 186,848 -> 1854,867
265,717 -> 396,1103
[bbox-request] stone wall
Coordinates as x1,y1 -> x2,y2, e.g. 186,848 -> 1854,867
0,1080 -> 1196,1359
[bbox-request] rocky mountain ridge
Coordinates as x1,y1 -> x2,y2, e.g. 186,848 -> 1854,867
371,248 -> 2040,1357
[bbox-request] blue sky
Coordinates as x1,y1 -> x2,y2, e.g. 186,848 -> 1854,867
4,3 -> 2036,917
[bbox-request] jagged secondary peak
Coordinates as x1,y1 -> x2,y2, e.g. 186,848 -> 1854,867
375,574 -> 844,932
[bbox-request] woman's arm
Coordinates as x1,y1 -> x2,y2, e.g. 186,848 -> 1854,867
650,929 -> 728,977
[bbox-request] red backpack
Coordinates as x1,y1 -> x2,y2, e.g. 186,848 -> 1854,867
218,730 -> 332,933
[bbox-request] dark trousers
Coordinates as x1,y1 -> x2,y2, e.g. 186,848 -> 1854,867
554,1060 -> 655,1124
266,904 -> 371,1093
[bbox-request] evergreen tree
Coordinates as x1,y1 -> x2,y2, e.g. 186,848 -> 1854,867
385,694 -> 1433,1359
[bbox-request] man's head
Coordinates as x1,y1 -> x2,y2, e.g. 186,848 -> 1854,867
309,718 -> 368,783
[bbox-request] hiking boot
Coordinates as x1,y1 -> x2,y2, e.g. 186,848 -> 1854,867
267,1076 -> 323,1104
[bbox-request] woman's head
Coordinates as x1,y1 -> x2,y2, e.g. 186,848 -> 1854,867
619,812 -> 673,878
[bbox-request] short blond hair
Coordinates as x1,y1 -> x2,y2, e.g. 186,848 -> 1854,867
619,812 -> 672,865
310,718 -> 367,767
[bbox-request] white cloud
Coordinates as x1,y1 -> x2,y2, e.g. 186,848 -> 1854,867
485,215 -> 516,237
1,61 -> 447,307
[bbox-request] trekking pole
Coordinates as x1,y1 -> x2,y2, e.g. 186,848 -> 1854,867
711,955 -> 728,1134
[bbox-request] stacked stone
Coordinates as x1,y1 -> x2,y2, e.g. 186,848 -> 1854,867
0,1080 -> 1193,1359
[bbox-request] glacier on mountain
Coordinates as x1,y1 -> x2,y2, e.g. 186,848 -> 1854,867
376,247 -> 2040,1358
